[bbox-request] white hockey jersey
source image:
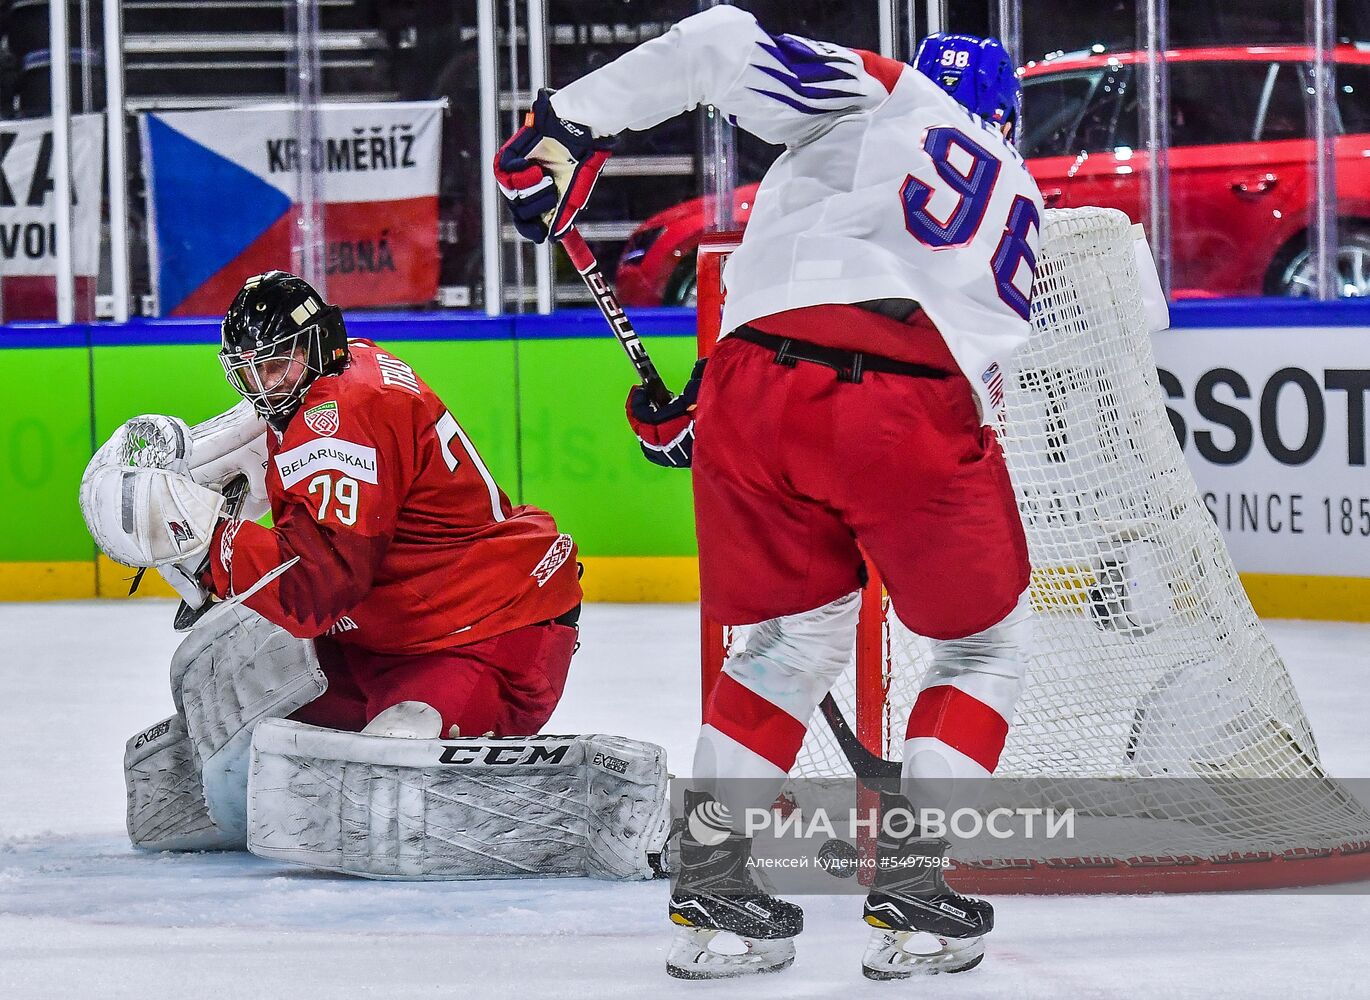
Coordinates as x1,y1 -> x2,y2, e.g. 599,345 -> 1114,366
553,5 -> 1045,421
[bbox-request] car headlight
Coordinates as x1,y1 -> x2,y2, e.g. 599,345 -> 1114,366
620,225 -> 664,266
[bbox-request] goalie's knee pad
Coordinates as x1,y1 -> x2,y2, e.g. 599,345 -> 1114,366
171,603 -> 326,842
362,701 -> 443,738
246,720 -> 671,881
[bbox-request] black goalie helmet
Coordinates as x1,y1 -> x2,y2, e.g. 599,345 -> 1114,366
219,271 -> 349,423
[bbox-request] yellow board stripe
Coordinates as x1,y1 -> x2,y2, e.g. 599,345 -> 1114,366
1,559 -> 1367,623
578,556 -> 699,603
1239,573 -> 1370,623
0,561 -> 98,601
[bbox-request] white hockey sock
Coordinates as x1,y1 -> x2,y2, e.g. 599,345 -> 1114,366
902,590 -> 1032,811
693,592 -> 860,827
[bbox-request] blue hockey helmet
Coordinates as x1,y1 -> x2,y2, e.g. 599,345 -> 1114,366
913,33 -> 1021,141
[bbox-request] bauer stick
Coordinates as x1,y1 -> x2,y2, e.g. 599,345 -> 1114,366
558,227 -> 900,789
172,473 -> 250,631
560,228 -> 672,409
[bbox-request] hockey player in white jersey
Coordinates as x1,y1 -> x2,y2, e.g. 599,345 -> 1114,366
496,8 -> 1042,981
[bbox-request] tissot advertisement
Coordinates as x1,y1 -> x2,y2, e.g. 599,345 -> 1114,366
1153,327 -> 1370,578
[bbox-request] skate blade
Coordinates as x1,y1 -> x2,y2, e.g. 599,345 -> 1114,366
666,927 -> 796,980
861,929 -> 985,979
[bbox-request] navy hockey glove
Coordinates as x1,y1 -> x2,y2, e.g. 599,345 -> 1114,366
626,359 -> 706,469
494,89 -> 615,244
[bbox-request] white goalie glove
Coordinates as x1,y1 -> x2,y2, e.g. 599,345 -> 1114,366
80,402 -> 271,606
82,464 -> 226,569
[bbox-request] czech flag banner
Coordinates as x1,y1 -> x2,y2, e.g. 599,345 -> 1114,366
140,101 -> 445,317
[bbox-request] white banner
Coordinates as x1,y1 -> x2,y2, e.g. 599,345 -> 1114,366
145,101 -> 444,203
1153,327 -> 1370,578
0,114 -> 104,277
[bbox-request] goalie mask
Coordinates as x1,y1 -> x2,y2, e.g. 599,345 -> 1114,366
219,272 -> 349,425
914,33 -> 1021,143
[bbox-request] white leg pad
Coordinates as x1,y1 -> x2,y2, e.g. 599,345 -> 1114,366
171,603 -> 326,841
921,591 -> 1033,722
720,591 -> 860,722
247,720 -> 671,880
124,715 -> 239,851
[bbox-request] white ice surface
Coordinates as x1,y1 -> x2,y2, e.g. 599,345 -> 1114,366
2,602 -> 1369,999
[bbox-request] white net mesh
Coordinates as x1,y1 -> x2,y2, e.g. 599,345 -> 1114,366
708,208 -> 1370,872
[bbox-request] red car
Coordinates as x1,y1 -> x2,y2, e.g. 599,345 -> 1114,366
615,44 -> 1370,304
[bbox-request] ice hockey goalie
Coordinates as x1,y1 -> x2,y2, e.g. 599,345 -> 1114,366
83,272 -> 670,880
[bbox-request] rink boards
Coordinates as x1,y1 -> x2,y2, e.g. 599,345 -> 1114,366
0,298 -> 1367,619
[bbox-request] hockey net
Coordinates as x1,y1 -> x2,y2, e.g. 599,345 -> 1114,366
697,208 -> 1370,892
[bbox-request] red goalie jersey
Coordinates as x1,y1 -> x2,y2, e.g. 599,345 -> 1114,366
207,339 -> 582,654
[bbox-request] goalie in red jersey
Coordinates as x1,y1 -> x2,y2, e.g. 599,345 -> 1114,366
207,271 -> 583,740
83,273 -> 675,878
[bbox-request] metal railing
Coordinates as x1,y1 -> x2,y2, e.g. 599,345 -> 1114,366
29,0 -> 1360,324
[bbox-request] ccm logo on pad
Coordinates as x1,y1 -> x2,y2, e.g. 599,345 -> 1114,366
437,744 -> 570,765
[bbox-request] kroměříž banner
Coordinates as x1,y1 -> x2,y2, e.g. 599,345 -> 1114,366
140,101 -> 445,316
0,114 -> 104,321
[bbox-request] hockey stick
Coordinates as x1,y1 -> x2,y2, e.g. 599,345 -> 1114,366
560,227 -> 672,409
558,227 -> 901,790
172,473 -> 250,631
818,694 -> 901,788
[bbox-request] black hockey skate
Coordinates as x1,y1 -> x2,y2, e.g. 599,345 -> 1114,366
862,793 -> 993,979
666,791 -> 803,979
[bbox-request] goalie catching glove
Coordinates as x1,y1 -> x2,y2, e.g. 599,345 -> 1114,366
79,402 -> 270,607
626,359 -> 706,469
494,88 -> 614,244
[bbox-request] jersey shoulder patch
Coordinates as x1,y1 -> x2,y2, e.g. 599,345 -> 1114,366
855,50 -> 904,95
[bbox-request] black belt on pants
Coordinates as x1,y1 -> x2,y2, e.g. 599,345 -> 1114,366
731,325 -> 950,384
538,602 -> 582,630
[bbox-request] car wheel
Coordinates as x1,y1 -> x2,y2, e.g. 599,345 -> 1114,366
1271,226 -> 1370,298
664,255 -> 699,307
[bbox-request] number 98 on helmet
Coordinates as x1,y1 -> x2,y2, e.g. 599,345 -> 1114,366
913,33 -> 1021,143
